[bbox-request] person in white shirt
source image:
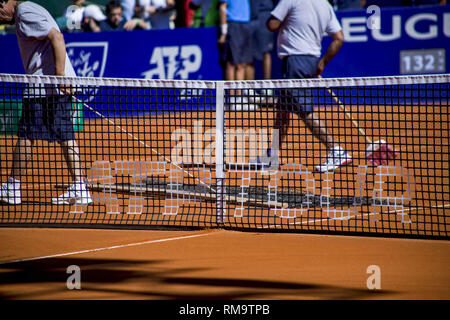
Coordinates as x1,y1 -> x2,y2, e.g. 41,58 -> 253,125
0,0 -> 92,205
265,0 -> 352,173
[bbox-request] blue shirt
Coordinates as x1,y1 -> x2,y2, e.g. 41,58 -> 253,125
221,0 -> 251,22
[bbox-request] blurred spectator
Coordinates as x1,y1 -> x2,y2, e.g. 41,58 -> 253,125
100,0 -> 149,31
64,0 -> 86,31
55,16 -> 69,33
133,1 -> 155,29
174,0 -> 194,27
81,4 -> 107,32
121,0 -> 136,21
218,0 -> 254,104
246,0 -> 275,81
148,0 -> 177,29
124,0 -> 176,30
129,0 -> 154,29
190,0 -> 220,27
100,1 -> 126,30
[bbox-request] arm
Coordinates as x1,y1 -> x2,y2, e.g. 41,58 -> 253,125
87,18 -> 101,32
47,28 -> 67,76
47,27 -> 71,94
316,30 -> 344,76
123,17 -> 149,30
266,15 -> 281,32
218,1 -> 227,45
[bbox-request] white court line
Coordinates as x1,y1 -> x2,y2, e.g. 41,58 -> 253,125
0,232 -> 214,265
1,203 -> 447,263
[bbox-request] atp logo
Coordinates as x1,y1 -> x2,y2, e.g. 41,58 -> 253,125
142,45 -> 202,79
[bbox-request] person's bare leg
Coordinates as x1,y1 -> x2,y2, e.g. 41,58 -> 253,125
302,112 -> 336,150
10,138 -> 33,180
262,52 -> 272,80
227,62 -> 247,96
271,109 -> 291,160
52,139 -> 92,205
0,138 -> 31,204
302,111 -> 352,172
60,140 -> 84,183
234,63 -> 246,97
225,61 -> 236,81
226,62 -> 237,96
245,63 -> 255,81
274,110 -> 290,146
235,63 -> 246,82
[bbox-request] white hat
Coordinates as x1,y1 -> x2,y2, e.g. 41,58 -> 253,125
83,5 -> 106,21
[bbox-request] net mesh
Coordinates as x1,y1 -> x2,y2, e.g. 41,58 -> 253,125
0,73 -> 448,238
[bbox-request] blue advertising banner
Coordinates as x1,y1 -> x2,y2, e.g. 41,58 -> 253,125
319,4 -> 450,78
261,5 -> 450,79
0,27 -> 222,119
0,27 -> 222,80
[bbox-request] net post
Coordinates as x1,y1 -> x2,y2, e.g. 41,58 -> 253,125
215,81 -> 226,225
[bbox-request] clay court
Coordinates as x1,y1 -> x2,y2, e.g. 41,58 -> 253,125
1,91 -> 449,300
0,227 -> 449,300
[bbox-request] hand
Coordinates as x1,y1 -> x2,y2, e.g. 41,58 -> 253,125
124,19 -> 138,31
88,18 -> 100,32
218,34 -> 226,46
315,58 -> 325,77
58,84 -> 72,95
55,71 -> 72,95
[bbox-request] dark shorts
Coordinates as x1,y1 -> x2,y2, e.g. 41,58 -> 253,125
280,55 -> 320,116
18,95 -> 76,142
251,12 -> 274,60
223,21 -> 254,65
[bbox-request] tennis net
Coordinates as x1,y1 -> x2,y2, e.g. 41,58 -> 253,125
0,73 -> 448,239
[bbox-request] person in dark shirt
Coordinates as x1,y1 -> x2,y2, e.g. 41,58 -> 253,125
100,0 -> 148,31
100,0 -> 126,30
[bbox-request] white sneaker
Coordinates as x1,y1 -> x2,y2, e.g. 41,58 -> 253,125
52,181 -> 93,205
315,146 -> 352,173
247,89 -> 270,105
0,178 -> 22,205
247,95 -> 264,105
226,96 -> 258,111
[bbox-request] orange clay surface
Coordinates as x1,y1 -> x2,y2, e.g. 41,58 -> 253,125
0,106 -> 449,299
0,227 -> 449,299
1,108 -> 448,233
